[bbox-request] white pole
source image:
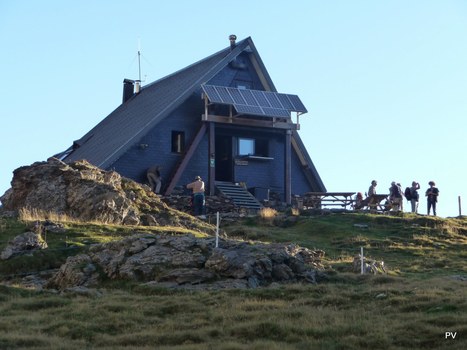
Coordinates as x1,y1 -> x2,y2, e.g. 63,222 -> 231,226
459,196 -> 462,217
360,246 -> 364,275
215,212 -> 220,248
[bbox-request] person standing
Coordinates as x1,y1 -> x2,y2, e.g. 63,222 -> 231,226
187,176 -> 205,218
389,181 -> 402,211
147,165 -> 162,194
368,180 -> 377,197
410,181 -> 421,213
425,181 -> 439,216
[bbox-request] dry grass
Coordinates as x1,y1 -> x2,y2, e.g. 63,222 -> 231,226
0,277 -> 465,349
258,207 -> 278,219
0,212 -> 466,349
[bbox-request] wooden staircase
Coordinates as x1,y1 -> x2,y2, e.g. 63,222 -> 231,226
215,181 -> 262,210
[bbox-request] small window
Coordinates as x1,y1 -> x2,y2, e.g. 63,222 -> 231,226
171,131 -> 185,153
238,138 -> 254,155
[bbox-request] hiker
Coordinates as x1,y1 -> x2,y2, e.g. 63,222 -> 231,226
367,180 -> 377,197
389,181 -> 403,211
354,192 -> 364,210
425,181 -> 439,216
187,176 -> 205,218
147,165 -> 162,194
409,181 -> 420,213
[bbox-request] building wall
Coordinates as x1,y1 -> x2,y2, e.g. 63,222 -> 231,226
111,94 -> 208,192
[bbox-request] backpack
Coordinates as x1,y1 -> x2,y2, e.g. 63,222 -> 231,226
404,187 -> 412,200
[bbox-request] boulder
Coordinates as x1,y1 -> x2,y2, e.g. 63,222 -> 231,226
1,231 -> 48,260
0,158 -> 213,233
46,234 -> 325,290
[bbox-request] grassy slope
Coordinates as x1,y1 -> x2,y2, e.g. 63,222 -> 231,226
0,213 -> 466,350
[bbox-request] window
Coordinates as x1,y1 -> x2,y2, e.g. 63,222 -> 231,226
171,131 -> 185,153
238,138 -> 269,157
238,138 -> 254,155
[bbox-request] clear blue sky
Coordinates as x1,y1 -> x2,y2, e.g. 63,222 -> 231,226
1,0 -> 466,217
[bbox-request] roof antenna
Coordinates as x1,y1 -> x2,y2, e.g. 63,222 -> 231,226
137,38 -> 142,83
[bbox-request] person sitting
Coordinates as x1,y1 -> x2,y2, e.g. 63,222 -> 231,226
354,192 -> 364,210
147,165 -> 162,194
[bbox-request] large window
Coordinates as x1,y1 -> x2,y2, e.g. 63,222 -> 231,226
171,131 -> 185,153
238,138 -> 254,155
238,138 -> 268,157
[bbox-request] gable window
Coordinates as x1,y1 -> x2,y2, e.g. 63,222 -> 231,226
171,131 -> 185,153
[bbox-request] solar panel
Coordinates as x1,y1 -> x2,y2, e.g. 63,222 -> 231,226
276,94 -> 295,110
250,90 -> 271,108
202,85 -> 307,117
264,92 -> 283,109
237,89 -> 258,106
286,94 -> 307,113
228,88 -> 247,105
262,107 -> 291,118
202,85 -> 223,103
234,104 -> 264,116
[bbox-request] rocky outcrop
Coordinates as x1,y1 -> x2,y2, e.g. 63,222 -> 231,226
0,231 -> 48,260
0,158 -> 213,233
46,234 -> 325,290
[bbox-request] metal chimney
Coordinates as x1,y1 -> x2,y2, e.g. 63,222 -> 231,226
229,34 -> 237,50
122,79 -> 135,103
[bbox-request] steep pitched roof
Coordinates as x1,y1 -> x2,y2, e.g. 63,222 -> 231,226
63,37 -> 267,168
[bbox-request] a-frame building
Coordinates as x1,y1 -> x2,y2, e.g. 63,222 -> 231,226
59,36 -> 325,204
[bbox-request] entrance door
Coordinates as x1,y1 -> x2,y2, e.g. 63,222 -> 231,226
215,135 -> 233,182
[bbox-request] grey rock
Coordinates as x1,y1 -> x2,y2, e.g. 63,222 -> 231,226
1,231 -> 48,260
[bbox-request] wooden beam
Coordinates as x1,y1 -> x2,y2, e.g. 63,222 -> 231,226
208,122 -> 215,195
285,130 -> 292,205
202,114 -> 296,130
164,123 -> 207,195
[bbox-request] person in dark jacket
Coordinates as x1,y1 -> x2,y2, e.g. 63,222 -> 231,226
425,181 -> 439,216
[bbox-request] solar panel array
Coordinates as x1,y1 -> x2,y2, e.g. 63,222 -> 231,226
202,85 -> 307,118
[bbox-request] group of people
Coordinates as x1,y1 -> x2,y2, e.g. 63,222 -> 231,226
146,165 -> 206,218
357,180 -> 439,215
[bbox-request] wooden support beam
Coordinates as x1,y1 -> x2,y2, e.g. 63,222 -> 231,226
202,114 -> 296,130
164,123 -> 207,195
208,122 -> 215,195
285,129 -> 292,205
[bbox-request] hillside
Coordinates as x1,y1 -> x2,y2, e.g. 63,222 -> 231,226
0,211 -> 465,349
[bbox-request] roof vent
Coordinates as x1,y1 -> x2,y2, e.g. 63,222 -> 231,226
229,34 -> 237,50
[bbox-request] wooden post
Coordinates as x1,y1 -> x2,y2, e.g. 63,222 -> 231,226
208,122 -> 216,196
285,130 -> 292,205
360,247 -> 364,275
216,212 -> 220,248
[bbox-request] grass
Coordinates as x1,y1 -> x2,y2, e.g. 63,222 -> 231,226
0,212 -> 466,349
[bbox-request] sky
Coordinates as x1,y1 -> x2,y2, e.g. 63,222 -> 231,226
1,0 -> 466,218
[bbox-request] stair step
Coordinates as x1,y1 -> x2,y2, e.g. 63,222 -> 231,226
215,181 -> 262,210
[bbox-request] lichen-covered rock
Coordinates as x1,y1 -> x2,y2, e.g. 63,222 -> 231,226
46,234 -> 325,290
0,158 -> 213,233
1,231 -> 48,260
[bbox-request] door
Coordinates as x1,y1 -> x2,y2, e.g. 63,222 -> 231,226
215,135 -> 233,182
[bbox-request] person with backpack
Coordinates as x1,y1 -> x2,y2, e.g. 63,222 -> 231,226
408,181 -> 420,213
425,181 -> 439,216
389,181 -> 403,211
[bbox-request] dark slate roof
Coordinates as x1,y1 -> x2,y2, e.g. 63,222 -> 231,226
63,37 -> 269,168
